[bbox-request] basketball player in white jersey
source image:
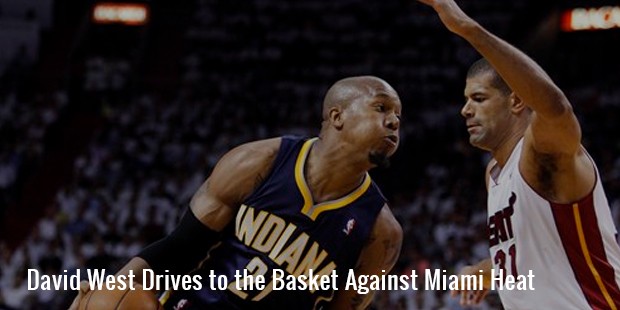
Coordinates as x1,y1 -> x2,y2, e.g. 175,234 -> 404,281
419,0 -> 620,308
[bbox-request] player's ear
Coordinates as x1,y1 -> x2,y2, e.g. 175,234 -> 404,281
509,92 -> 526,114
329,106 -> 344,130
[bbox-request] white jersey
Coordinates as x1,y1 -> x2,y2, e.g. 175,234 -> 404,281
487,139 -> 620,309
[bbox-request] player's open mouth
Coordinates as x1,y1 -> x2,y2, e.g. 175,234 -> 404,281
467,125 -> 480,133
385,135 -> 398,145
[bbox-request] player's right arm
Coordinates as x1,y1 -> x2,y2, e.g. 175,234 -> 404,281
417,0 -> 578,146
450,258 -> 492,306
418,0 -> 593,203
69,138 -> 282,309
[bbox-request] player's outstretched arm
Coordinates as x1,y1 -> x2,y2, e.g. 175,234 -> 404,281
68,138 -> 281,309
328,205 -> 403,310
450,258 -> 492,306
134,137 -> 281,279
418,0 -> 580,155
418,0 -> 594,202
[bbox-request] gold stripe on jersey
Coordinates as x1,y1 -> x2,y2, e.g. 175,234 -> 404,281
295,138 -> 316,216
572,203 -> 618,310
159,290 -> 170,305
295,138 -> 372,220
307,175 -> 371,220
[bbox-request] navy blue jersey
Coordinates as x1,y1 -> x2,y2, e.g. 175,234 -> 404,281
164,136 -> 386,310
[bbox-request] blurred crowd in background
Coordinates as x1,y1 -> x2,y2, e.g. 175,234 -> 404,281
1,0 -> 620,309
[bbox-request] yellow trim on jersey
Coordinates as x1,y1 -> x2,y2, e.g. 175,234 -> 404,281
313,290 -> 335,309
159,290 -> 171,306
295,138 -> 372,220
572,203 -> 618,310
295,138 -> 317,215
307,176 -> 371,220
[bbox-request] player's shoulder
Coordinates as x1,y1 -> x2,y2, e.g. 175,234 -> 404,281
375,204 -> 403,240
226,137 -> 282,161
235,137 -> 283,153
242,135 -> 318,160
214,137 -> 283,176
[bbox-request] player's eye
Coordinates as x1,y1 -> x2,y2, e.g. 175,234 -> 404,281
471,96 -> 485,103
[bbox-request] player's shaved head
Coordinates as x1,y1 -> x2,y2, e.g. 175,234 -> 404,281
322,76 -> 396,120
319,76 -> 401,169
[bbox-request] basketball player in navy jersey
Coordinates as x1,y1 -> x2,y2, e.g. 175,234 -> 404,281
418,0 -> 620,308
70,76 -> 403,309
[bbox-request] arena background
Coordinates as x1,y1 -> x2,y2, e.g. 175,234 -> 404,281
1,0 -> 619,309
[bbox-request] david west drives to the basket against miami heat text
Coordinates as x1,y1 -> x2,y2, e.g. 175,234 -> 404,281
27,267 -> 534,293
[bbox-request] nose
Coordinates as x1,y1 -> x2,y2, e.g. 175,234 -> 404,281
386,112 -> 400,131
461,100 -> 473,118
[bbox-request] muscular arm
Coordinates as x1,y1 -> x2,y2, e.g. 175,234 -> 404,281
117,138 -> 282,285
419,0 -> 579,151
328,204 -> 403,310
419,0 -> 594,202
189,138 -> 281,229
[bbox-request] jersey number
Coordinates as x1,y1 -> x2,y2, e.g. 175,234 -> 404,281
227,257 -> 274,301
494,244 -> 517,277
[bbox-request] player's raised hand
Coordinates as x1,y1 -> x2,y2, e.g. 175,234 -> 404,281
417,0 -> 476,36
449,264 -> 491,306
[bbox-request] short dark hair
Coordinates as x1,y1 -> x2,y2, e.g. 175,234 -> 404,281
467,58 -> 512,95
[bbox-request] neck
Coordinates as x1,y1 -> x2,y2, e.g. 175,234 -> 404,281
491,129 -> 524,167
305,137 -> 368,203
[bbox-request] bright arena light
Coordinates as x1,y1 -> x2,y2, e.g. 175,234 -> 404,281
92,3 -> 149,26
561,6 -> 620,31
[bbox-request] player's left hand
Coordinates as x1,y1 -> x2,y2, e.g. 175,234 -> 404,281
449,265 -> 490,306
416,0 -> 475,36
68,281 -> 91,310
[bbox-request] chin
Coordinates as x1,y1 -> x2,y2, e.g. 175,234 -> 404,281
369,152 -> 391,168
469,134 -> 482,146
469,138 -> 491,152
469,138 -> 482,149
